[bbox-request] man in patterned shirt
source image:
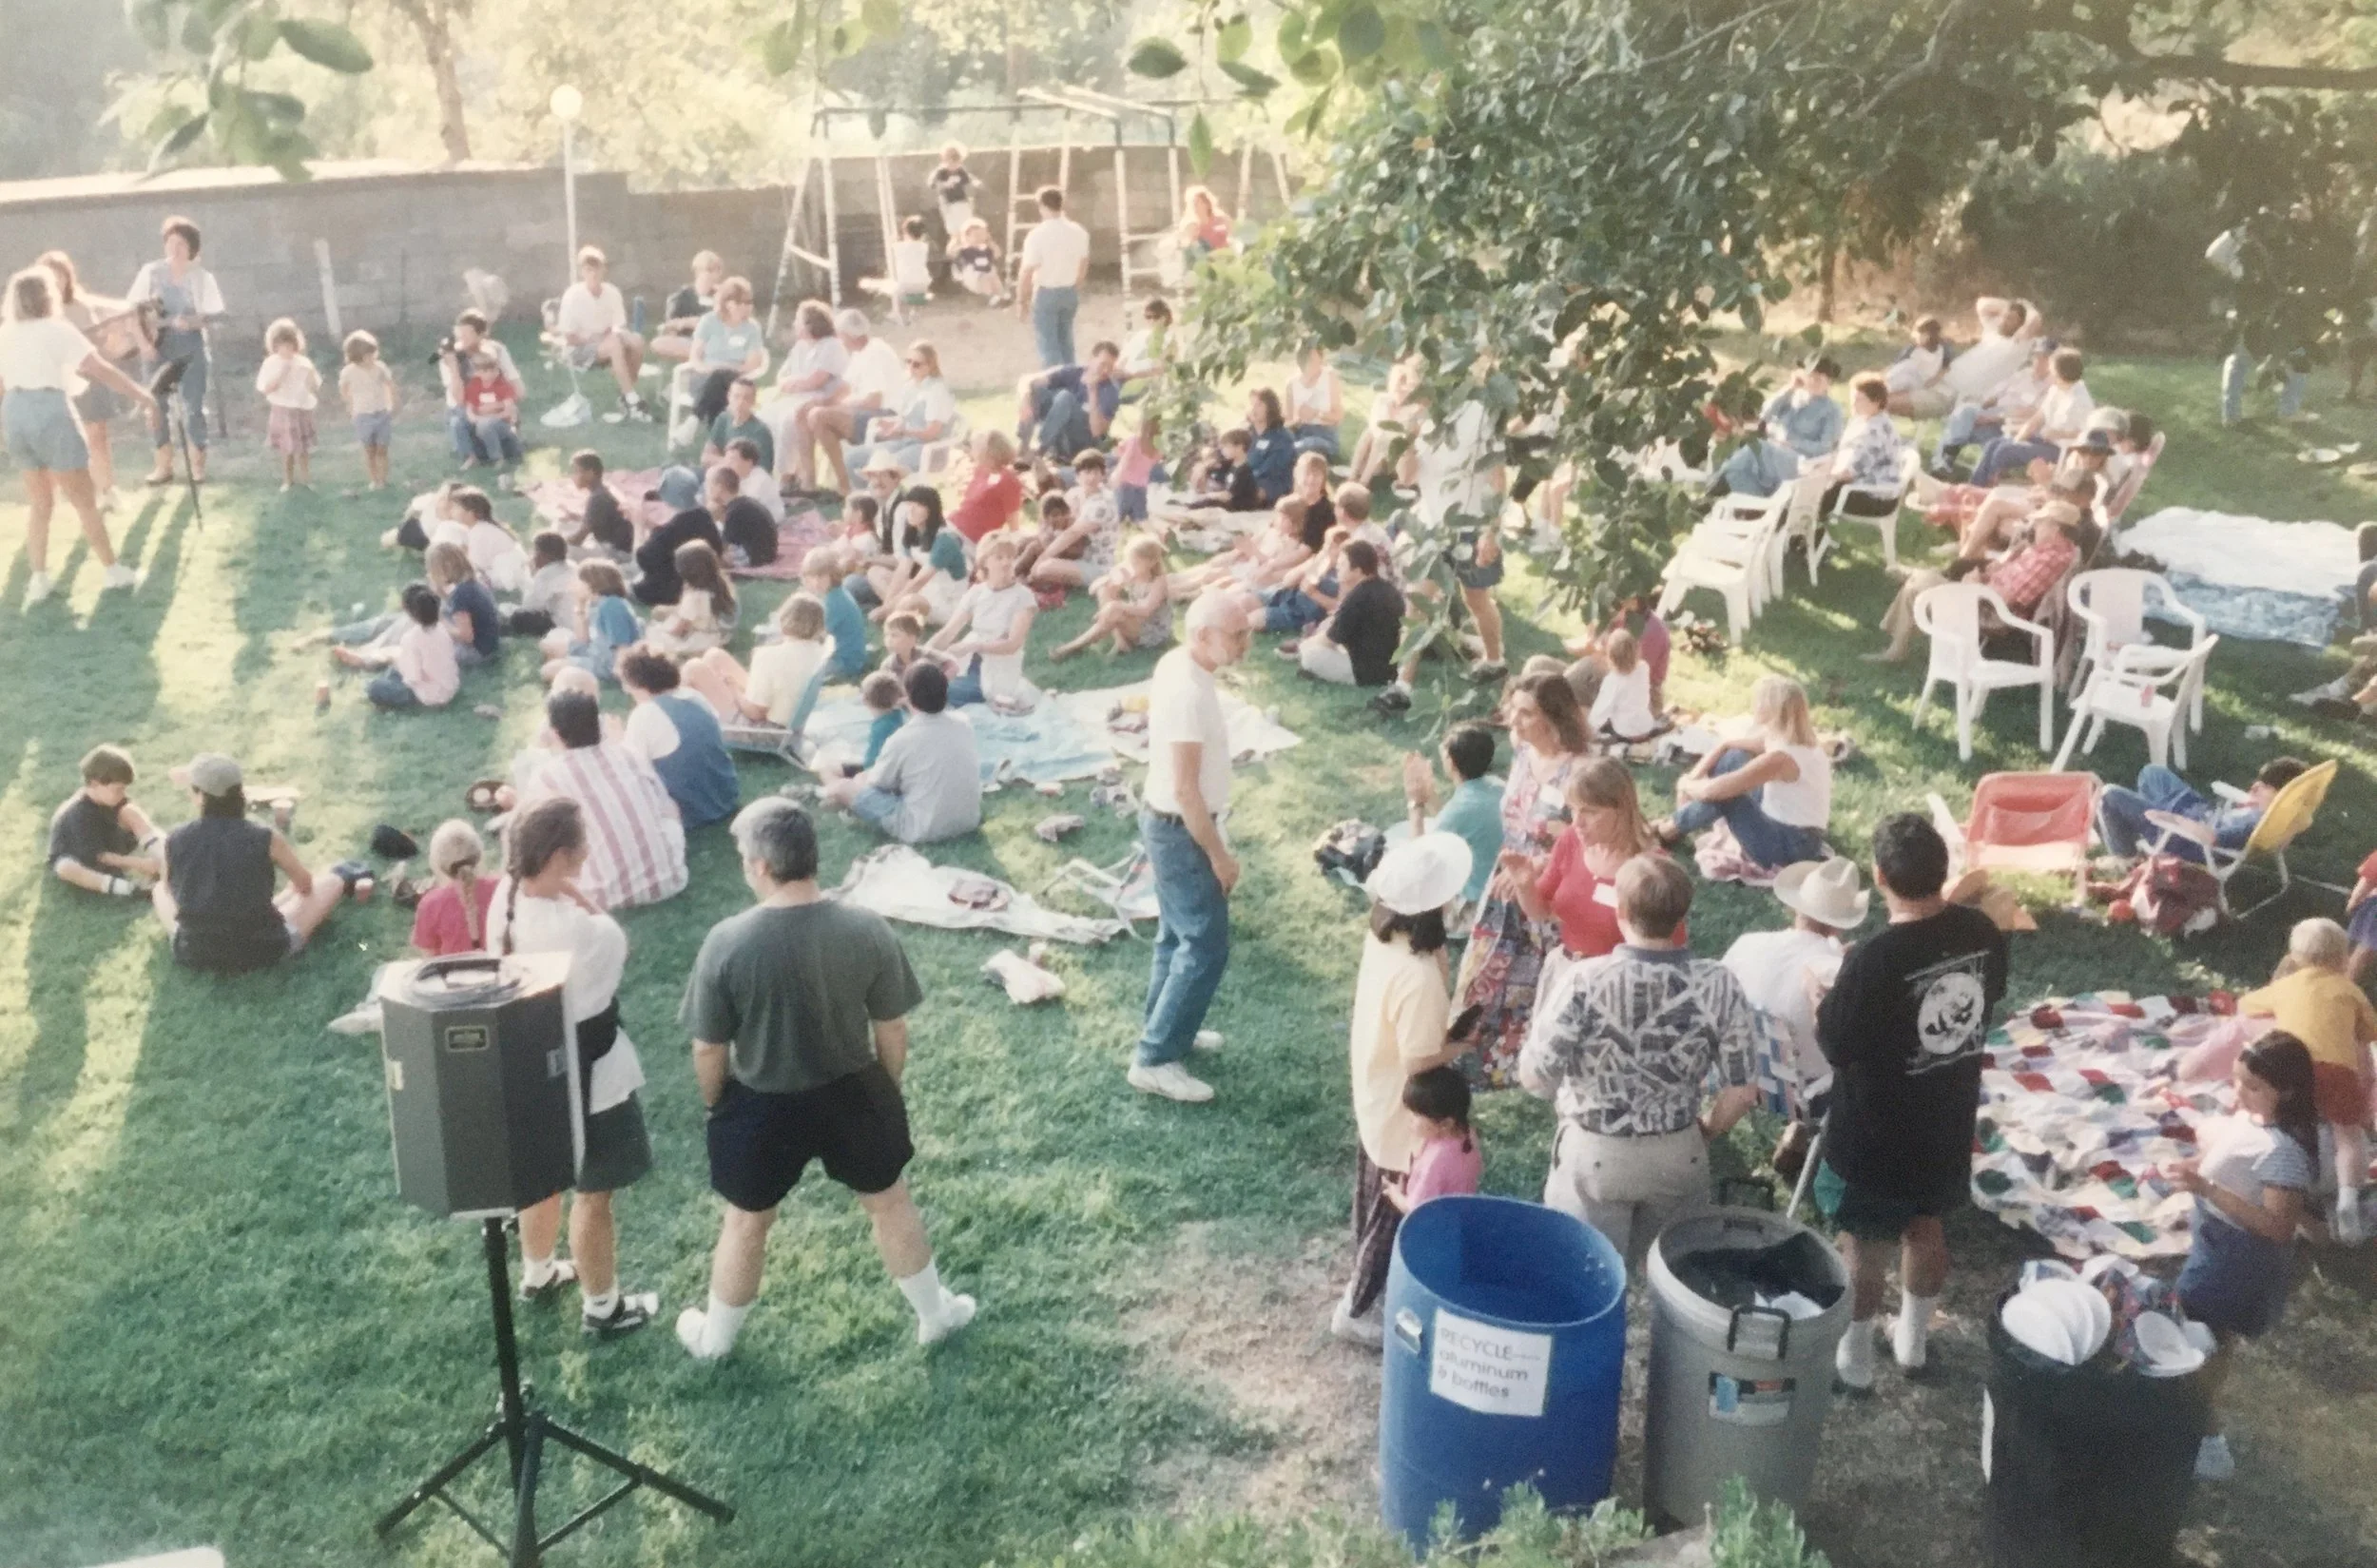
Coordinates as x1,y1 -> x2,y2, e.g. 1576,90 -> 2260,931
1518,855 -> 1761,1270
1867,500 -> 2080,664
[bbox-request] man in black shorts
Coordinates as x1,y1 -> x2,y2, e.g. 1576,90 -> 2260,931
674,797 -> 978,1361
1815,813 -> 2007,1390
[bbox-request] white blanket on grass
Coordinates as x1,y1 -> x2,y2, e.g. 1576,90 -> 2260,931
1053,684 -> 1304,767
834,845 -> 1128,945
2113,507 -> 2360,646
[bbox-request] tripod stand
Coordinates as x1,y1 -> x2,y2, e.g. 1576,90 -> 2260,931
147,356 -> 204,529
375,1216 -> 733,1565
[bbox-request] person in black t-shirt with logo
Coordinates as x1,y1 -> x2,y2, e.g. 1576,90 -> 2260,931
48,745 -> 163,898
1298,540 -> 1405,687
1815,811 -> 2007,1391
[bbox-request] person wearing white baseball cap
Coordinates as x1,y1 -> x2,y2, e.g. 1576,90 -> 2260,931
1721,856 -> 1869,1184
152,754 -> 357,973
1333,831 -> 1474,1345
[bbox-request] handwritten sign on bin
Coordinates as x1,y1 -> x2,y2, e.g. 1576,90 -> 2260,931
1429,1307 -> 1553,1418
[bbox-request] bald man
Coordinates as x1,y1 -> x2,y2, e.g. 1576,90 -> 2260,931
1130,592 -> 1253,1103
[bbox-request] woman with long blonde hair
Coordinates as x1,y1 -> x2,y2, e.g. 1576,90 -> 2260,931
1662,675 -> 1831,872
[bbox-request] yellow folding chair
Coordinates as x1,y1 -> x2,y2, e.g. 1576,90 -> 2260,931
2143,759 -> 2339,920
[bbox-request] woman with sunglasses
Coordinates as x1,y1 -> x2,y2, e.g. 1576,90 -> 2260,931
842,341 -> 958,479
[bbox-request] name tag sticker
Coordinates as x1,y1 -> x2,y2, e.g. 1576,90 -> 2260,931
1593,881 -> 1621,908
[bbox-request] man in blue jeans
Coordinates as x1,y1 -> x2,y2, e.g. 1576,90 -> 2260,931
2097,757 -> 2309,864
1015,185 -> 1091,370
1016,340 -> 1123,460
1131,592 -> 1253,1103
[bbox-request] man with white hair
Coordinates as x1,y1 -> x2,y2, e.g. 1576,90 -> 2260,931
794,308 -> 906,495
675,798 -> 977,1361
1130,591 -> 1254,1103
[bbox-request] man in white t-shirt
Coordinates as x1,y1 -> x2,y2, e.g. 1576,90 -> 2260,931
796,308 -> 908,494
1720,856 -> 1865,1178
1131,591 -> 1252,1103
1015,186 -> 1092,370
556,246 -> 650,420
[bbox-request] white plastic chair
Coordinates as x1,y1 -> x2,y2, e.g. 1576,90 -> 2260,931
1910,581 -> 2057,762
1686,487 -> 1792,599
1780,467 -> 1835,587
2052,635 -> 2219,774
2064,569 -> 2209,726
1659,489 -> 1788,643
667,348 -> 774,454
1826,447 -> 1920,571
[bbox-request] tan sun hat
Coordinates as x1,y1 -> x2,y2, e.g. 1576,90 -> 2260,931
1773,856 -> 1869,930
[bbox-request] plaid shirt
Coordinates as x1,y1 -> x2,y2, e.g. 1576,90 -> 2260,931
1985,529 -> 2077,617
1518,946 -> 1759,1137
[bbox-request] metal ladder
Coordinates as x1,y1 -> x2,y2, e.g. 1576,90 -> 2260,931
763,148 -> 841,336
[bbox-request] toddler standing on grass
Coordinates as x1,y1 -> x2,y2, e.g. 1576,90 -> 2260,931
411,819 -> 496,956
1390,1067 -> 1483,1211
340,329 -> 398,491
1112,412 -> 1162,524
256,318 -> 321,491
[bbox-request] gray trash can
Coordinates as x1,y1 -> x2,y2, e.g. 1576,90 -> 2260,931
1643,1208 -> 1851,1524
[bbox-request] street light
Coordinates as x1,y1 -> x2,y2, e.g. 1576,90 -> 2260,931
551,85 -> 584,286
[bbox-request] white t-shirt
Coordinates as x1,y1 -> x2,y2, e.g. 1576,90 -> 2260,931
843,337 -> 905,408
2034,380 -> 2095,443
893,239 -> 934,294
0,317 -> 95,391
956,580 -> 1035,648
558,281 -> 628,341
483,882 -> 646,1113
1721,927 -> 1845,1088
882,377 -> 958,437
1144,646 -> 1230,816
255,353 -> 320,410
1587,662 -> 1657,741
776,333 -> 849,396
1021,216 -> 1092,289
1884,344 -> 1946,395
623,687 -> 718,762
744,636 -> 825,726
126,261 -> 225,321
466,519 -> 528,594
1415,402 -> 1498,530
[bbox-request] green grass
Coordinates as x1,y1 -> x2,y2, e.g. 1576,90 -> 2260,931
4,320 -> 2377,1567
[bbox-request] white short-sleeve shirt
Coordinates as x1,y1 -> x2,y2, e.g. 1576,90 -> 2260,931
559,281 -> 628,341
1144,646 -> 1230,817
1021,217 -> 1092,289
843,337 -> 905,407
0,317 -> 95,391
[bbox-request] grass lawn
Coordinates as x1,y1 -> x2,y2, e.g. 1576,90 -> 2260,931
5,305 -> 2377,1568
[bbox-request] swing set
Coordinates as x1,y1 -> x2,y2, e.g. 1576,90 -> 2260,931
763,90 -> 1294,335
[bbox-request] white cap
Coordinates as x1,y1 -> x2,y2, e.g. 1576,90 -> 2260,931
1365,832 -> 1474,917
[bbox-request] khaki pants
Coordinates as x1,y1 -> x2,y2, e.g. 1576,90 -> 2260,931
1543,1123 -> 1709,1272
1880,568 -> 1951,655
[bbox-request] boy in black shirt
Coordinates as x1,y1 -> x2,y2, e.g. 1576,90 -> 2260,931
48,745 -> 162,897
569,450 -> 634,555
1815,812 -> 2008,1389
1299,541 -> 1404,687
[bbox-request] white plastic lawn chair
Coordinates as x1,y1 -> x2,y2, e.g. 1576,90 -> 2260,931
1777,467 -> 1835,588
2052,635 -> 2219,774
536,298 -> 593,430
1827,446 -> 1922,571
2064,569 -> 2209,726
1910,580 -> 2057,762
1658,489 -> 1788,644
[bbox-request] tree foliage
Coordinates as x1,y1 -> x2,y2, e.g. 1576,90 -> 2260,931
116,0 -> 375,180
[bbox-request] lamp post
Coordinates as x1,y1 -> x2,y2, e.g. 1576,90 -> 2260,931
551,85 -> 584,287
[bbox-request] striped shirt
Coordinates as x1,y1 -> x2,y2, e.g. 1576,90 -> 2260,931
523,742 -> 687,909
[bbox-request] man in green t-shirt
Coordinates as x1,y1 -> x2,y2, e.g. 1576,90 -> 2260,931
701,376 -> 775,474
674,798 -> 977,1360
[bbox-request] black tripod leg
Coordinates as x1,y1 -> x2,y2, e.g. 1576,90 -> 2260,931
512,1415 -> 546,1568
374,1418 -> 509,1538
539,1420 -> 738,1522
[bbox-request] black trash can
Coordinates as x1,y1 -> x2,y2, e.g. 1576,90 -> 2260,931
1981,1289 -> 2211,1568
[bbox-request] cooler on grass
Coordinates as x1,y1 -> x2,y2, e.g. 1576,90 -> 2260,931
1982,1289 -> 2210,1568
1643,1209 -> 1851,1524
1379,1194 -> 1627,1546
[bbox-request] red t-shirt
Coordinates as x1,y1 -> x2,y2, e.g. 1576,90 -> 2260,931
463,373 -> 519,419
411,879 -> 496,957
950,465 -> 1024,543
1536,833 -> 1677,958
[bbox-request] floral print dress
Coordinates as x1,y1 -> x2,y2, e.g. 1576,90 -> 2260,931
1457,741 -> 1585,1088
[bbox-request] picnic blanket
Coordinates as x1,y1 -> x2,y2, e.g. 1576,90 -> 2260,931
525,470 -> 670,534
834,845 -> 1127,945
1053,683 -> 1304,768
2112,507 -> 2360,648
730,505 -> 836,581
802,691 -> 1116,786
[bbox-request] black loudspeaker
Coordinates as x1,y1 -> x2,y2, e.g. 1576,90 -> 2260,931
379,954 -> 575,1218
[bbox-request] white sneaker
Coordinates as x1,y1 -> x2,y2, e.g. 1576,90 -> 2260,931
675,1307 -> 730,1362
1891,1310 -> 1929,1371
918,1292 -> 977,1346
1328,1298 -> 1384,1347
102,563 -> 138,590
1127,1061 -> 1215,1103
2194,1433 -> 2234,1481
24,571 -> 52,606
2337,1192 -> 2367,1245
1834,1321 -> 1877,1391
1192,1029 -> 1225,1053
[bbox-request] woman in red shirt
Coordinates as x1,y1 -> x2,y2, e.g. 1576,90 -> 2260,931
1500,757 -> 1664,961
948,429 -> 1025,544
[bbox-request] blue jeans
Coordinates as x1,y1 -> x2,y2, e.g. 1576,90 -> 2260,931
1291,424 -> 1342,460
1672,747 -> 1826,869
472,416 -> 523,466
1032,285 -> 1078,369
1931,403 -> 2002,471
2221,351 -> 2309,424
147,336 -> 209,450
946,653 -> 987,707
1970,436 -> 2059,489
366,669 -> 420,708
1030,386 -> 1094,459
334,612 -> 402,648
1714,439 -> 1797,498
1136,810 -> 1230,1067
2097,764 -> 2220,862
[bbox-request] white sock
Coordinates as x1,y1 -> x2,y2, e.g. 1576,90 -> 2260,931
582,1288 -> 617,1318
520,1253 -> 559,1289
1896,1293 -> 1937,1364
699,1292 -> 751,1355
1836,1318 -> 1877,1384
897,1261 -> 953,1325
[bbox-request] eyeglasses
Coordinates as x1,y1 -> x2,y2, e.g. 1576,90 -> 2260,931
906,358 -> 928,368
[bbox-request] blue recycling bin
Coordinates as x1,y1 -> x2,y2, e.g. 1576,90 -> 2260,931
1380,1194 -> 1628,1546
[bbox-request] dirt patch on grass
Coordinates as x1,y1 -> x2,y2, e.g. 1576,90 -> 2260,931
1125,1220 -> 1383,1520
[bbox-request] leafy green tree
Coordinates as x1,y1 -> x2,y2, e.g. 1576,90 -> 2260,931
118,0 -> 376,180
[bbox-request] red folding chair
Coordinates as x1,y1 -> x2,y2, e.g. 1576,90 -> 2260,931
1933,771 -> 2099,909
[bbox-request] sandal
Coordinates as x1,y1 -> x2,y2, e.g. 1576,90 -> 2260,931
520,1258 -> 578,1306
465,779 -> 505,813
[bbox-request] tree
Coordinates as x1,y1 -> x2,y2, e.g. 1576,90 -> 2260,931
119,0 -> 376,180
383,0 -> 471,163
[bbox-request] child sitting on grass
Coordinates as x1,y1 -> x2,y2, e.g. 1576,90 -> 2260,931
539,559 -> 643,685
411,819 -> 494,957
1054,535 -> 1172,660
644,541 -> 738,658
426,540 -> 501,667
682,591 -> 828,728
456,486 -> 530,594
511,531 -> 574,636
340,329 -> 397,491
1587,629 -> 1663,743
2240,918 -> 2377,1243
366,583 -> 462,710
804,546 -> 870,682
256,317 -> 321,492
880,610 -> 928,679
859,669 -> 908,771
567,449 -> 635,555
48,744 -> 163,898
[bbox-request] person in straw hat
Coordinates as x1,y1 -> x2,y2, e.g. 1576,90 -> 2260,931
1721,856 -> 1870,1182
1333,831 -> 1474,1346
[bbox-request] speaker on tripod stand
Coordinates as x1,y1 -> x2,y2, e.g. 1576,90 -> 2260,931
371,956 -> 732,1565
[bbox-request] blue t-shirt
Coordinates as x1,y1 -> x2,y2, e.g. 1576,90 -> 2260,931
445,577 -> 502,658
863,707 -> 906,768
1432,775 -> 1508,905
823,584 -> 868,679
928,529 -> 969,581
693,313 -> 764,375
584,594 -> 642,678
1246,425 -> 1298,502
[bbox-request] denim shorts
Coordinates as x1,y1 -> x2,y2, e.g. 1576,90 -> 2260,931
4,388 -> 89,473
354,409 -> 394,448
851,784 -> 902,829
